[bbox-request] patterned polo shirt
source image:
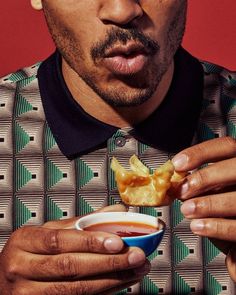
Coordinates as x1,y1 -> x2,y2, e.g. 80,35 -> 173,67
0,47 -> 236,294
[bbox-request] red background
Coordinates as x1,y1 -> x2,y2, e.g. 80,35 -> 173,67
1,0 -> 236,77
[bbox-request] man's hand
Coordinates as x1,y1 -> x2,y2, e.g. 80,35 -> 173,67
0,204 -> 150,295
172,136 -> 236,281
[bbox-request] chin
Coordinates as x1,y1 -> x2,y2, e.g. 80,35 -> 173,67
97,86 -> 155,107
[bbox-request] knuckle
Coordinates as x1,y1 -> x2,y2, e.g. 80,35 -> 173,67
108,254 -> 124,271
12,285 -> 29,295
44,229 -> 61,253
197,197 -> 213,216
213,220 -> 231,237
75,281 -> 90,295
187,144 -> 206,161
225,223 -> 236,238
48,282 -> 89,295
189,170 -> 206,192
85,233 -> 102,251
5,260 -> 19,282
57,254 -> 78,277
49,283 -> 68,295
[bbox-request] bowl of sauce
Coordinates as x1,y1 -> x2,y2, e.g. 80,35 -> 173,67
75,212 -> 165,256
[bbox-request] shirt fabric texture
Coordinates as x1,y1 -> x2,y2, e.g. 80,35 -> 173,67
0,47 -> 236,294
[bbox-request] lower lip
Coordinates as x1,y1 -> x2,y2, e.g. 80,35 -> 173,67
103,54 -> 148,75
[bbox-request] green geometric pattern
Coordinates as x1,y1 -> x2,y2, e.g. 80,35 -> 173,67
18,76 -> 36,89
77,159 -> 94,189
108,194 -> 121,205
172,199 -> 185,228
109,167 -> 116,191
148,249 -> 158,261
198,122 -> 216,141
15,159 -> 32,191
205,271 -> 222,295
14,93 -> 33,117
173,234 -> 189,266
14,197 -> 31,229
173,272 -> 191,295
202,63 -> 222,74
46,159 -> 63,190
228,120 -> 236,137
139,142 -> 150,154
115,289 -> 128,295
14,122 -> 30,153
221,95 -> 236,114
44,124 -> 56,152
202,98 -> 212,111
140,207 -> 158,217
46,196 -> 63,221
140,275 -> 159,294
108,130 -> 124,152
8,70 -> 27,82
1,53 -> 236,294
203,238 -> 221,265
77,196 -> 94,216
229,76 -> 236,87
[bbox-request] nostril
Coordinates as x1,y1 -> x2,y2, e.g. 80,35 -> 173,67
98,1 -> 143,27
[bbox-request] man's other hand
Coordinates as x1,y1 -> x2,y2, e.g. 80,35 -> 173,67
172,136 -> 236,281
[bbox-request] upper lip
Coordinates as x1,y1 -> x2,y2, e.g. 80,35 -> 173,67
104,42 -> 149,58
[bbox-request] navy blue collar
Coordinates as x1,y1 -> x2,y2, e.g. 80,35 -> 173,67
38,47 -> 204,159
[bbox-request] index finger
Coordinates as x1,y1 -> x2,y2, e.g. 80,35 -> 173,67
13,226 -> 124,254
172,137 -> 236,171
190,218 -> 236,243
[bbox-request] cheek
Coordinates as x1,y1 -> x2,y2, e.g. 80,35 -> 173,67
157,6 -> 186,46
43,1 -> 101,56
144,0 -> 186,35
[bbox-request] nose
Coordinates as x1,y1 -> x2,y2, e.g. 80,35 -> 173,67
98,0 -> 143,26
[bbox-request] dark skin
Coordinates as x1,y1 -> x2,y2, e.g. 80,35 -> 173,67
0,204 -> 150,295
1,1 -> 186,292
1,0 -> 188,293
1,0 -> 236,293
172,137 -> 236,281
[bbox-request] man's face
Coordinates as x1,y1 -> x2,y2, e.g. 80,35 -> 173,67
37,0 -> 187,107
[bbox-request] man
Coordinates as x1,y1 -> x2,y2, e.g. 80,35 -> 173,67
0,0 -> 235,294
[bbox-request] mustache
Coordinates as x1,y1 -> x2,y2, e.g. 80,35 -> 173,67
91,27 -> 160,60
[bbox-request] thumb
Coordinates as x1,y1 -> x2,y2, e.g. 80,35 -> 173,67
43,203 -> 128,229
97,203 -> 128,213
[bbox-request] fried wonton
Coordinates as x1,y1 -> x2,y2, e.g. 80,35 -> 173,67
111,155 -> 185,207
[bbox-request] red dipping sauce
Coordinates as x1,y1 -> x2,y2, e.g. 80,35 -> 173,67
84,221 -> 158,237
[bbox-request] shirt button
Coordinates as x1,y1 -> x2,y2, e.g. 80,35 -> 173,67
115,136 -> 126,147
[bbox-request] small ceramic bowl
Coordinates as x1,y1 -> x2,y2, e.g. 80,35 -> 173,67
75,212 -> 165,256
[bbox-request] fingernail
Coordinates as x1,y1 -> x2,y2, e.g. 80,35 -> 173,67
128,250 -> 146,266
134,263 -> 151,276
172,154 -> 188,170
190,220 -> 204,233
100,204 -> 127,212
104,237 -> 123,252
181,201 -> 195,216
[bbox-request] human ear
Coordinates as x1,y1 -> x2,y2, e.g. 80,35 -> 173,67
31,0 -> 42,10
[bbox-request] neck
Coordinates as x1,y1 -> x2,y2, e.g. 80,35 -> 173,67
62,60 -> 174,128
